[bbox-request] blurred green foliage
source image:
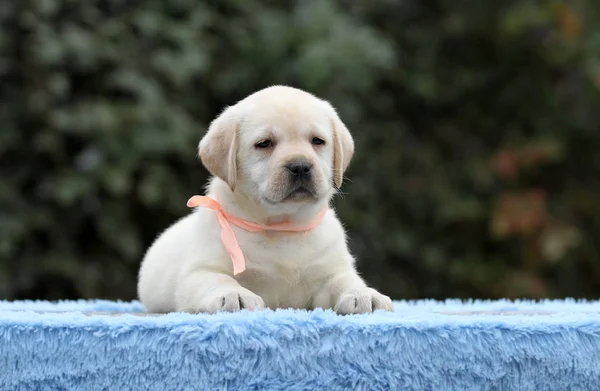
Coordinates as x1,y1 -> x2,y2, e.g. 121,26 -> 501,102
1,0 -> 600,301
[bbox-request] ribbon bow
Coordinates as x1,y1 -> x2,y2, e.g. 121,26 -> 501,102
186,195 -> 327,275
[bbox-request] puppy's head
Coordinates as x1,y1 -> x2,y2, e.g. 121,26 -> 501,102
199,86 -> 354,206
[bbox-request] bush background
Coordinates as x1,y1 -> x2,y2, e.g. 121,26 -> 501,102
2,0 -> 600,301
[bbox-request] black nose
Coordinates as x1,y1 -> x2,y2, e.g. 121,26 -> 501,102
286,161 -> 312,181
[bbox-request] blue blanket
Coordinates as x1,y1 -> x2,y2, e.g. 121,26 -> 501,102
2,299 -> 600,390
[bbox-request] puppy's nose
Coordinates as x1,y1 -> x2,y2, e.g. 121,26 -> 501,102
286,160 -> 313,181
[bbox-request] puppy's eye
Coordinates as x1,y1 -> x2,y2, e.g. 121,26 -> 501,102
255,140 -> 273,149
312,137 -> 325,146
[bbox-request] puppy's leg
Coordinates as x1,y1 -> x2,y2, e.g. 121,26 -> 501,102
175,270 -> 265,313
313,269 -> 393,315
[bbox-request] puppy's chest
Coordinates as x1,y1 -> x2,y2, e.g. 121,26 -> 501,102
233,230 -> 327,308
234,229 -> 321,267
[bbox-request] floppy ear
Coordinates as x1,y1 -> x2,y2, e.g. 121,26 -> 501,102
331,112 -> 355,189
198,106 -> 239,191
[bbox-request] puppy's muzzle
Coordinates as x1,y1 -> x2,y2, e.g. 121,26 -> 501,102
286,160 -> 313,184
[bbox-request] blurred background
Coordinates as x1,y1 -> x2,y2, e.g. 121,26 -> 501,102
1,0 -> 600,302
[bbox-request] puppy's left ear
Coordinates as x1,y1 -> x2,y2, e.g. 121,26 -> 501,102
329,108 -> 355,189
198,106 -> 239,191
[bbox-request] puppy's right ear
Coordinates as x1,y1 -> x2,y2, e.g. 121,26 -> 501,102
198,106 -> 238,191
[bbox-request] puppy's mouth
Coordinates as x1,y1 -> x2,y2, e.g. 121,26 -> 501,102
263,186 -> 318,205
284,187 -> 315,201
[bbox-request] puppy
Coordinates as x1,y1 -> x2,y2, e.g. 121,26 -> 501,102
137,86 -> 393,314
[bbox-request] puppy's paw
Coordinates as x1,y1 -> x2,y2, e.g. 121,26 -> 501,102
334,288 -> 393,315
208,289 -> 265,313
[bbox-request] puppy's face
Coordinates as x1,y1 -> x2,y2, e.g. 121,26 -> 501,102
236,100 -> 335,204
199,86 -> 354,207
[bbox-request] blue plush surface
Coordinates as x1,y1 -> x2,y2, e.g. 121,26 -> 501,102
2,300 -> 600,391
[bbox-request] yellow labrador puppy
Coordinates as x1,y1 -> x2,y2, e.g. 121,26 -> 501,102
137,86 -> 393,314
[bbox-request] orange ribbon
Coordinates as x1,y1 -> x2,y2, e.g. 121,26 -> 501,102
186,195 -> 327,275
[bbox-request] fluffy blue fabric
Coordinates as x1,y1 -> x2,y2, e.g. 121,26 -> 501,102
2,300 -> 600,391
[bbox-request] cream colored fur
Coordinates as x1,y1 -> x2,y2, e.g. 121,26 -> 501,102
137,86 -> 393,314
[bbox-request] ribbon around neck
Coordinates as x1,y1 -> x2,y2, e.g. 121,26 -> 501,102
186,195 -> 327,275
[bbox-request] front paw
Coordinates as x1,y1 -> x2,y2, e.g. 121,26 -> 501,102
334,288 -> 393,314
206,289 -> 265,313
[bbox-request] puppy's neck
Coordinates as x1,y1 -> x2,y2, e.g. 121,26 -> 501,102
206,177 -> 330,226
